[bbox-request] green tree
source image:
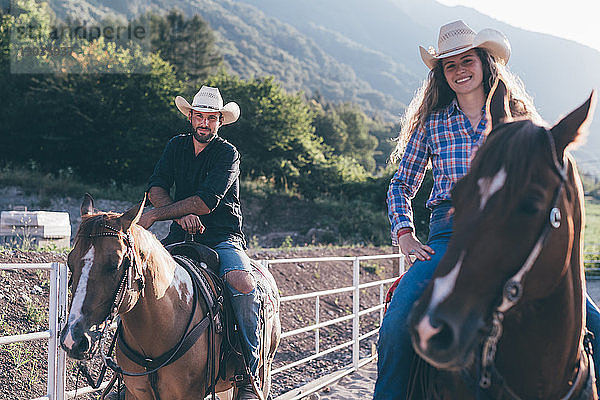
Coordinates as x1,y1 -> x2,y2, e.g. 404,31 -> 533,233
203,73 -> 367,195
312,101 -> 380,174
312,102 -> 348,153
1,0 -> 185,183
138,10 -> 222,83
337,103 -> 378,173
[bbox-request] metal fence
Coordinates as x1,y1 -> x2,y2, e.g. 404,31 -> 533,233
0,262 -> 68,400
6,251 -> 600,399
0,252 -> 404,400
585,251 -> 600,277
265,254 -> 403,400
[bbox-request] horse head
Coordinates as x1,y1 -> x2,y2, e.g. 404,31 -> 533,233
409,78 -> 596,380
59,194 -> 146,360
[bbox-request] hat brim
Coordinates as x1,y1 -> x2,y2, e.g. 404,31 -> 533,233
175,96 -> 241,125
419,28 -> 511,70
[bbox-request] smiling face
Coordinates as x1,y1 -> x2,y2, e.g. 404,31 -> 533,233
441,49 -> 484,97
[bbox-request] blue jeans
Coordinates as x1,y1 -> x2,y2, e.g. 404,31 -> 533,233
214,241 -> 261,377
373,205 -> 600,399
587,293 -> 600,390
374,204 -> 453,400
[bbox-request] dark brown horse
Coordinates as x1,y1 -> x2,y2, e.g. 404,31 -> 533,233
60,195 -> 281,400
409,80 -> 597,399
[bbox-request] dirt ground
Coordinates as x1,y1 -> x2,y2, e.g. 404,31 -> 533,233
0,246 -> 400,400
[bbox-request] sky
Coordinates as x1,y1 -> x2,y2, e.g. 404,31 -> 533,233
436,0 -> 600,52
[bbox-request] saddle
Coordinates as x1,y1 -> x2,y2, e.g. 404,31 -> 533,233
164,241 -> 278,395
164,241 -> 239,376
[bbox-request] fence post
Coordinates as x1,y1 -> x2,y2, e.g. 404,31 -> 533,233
399,247 -> 406,274
48,263 -> 59,400
379,284 -> 385,324
57,262 -> 68,400
315,296 -> 320,355
352,257 -> 360,370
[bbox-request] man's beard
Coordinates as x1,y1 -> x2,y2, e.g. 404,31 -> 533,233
192,127 -> 216,143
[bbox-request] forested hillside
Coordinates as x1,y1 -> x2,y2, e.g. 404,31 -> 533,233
2,0 -> 599,246
0,0 -> 413,245
35,0 -> 600,175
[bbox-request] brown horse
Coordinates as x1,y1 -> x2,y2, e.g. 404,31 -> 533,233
409,80 -> 597,399
59,195 -> 281,400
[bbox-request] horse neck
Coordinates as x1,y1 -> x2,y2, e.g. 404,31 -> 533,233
497,276 -> 583,398
132,227 -> 178,298
120,228 -> 197,354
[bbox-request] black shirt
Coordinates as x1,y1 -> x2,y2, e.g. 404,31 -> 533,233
147,134 -> 245,247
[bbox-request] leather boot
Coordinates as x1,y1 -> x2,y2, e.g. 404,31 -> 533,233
235,380 -> 260,400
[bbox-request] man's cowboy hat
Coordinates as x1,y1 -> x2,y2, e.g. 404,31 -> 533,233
419,20 -> 511,69
175,85 -> 240,125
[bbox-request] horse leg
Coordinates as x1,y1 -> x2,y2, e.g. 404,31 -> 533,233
262,315 -> 281,399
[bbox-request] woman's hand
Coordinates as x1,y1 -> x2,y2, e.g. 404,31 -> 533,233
175,214 -> 205,235
398,231 -> 435,266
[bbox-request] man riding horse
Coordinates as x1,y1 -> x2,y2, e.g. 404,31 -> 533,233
138,85 -> 261,400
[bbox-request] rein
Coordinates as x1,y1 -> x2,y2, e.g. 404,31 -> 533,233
476,129 -> 591,399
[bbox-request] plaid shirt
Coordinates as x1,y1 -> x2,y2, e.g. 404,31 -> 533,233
387,100 -> 487,244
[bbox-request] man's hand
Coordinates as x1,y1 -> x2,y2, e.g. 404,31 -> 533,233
175,214 -> 205,235
137,211 -> 156,230
398,232 -> 434,267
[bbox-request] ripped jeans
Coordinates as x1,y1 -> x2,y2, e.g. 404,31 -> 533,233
214,240 -> 261,377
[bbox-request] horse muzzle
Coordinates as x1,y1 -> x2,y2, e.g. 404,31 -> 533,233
409,298 -> 484,370
59,321 -> 101,360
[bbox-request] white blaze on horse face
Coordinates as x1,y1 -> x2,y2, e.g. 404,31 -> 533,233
429,251 -> 465,310
477,167 -> 507,210
62,247 -> 95,350
416,252 -> 465,350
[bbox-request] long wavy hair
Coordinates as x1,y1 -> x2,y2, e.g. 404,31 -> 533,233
389,48 -> 542,163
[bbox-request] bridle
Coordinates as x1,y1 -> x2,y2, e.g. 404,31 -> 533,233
475,129 -> 591,399
71,222 -> 147,394
76,222 -> 224,400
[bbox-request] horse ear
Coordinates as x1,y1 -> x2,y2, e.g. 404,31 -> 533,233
550,90 -> 596,157
119,193 -> 147,230
485,77 -> 512,132
81,193 -> 95,216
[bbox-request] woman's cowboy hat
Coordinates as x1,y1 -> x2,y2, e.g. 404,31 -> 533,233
419,20 -> 511,69
175,86 -> 240,125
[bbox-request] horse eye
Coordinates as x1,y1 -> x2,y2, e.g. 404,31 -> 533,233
106,257 -> 126,272
519,197 -> 542,215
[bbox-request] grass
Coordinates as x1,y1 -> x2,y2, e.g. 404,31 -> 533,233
585,197 -> 600,253
0,163 -> 146,203
25,301 -> 46,328
3,342 -> 38,376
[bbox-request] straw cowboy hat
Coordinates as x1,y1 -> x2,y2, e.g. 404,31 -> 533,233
175,86 -> 240,125
419,20 -> 511,69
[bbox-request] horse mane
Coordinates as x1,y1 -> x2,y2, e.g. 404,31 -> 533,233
459,120 -> 555,211
129,224 -> 174,270
73,212 -> 174,272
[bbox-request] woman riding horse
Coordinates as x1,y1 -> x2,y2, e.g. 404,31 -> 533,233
410,79 -> 597,398
374,19 -> 600,399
